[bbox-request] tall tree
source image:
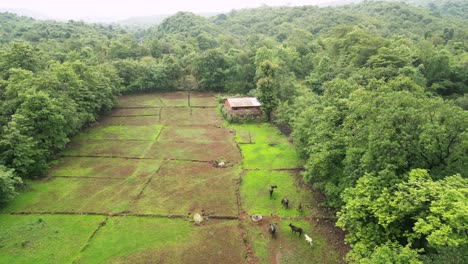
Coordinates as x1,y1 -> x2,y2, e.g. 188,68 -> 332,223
256,61 -> 279,121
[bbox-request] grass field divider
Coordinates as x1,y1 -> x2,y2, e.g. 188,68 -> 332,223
10,211 -> 109,216
59,154 -> 162,160
111,114 -> 160,117
76,138 -> 154,142
235,169 -> 247,216
166,158 -> 214,163
74,216 -> 109,262
279,216 -> 339,221
244,167 -> 304,172
50,175 -> 128,179
120,213 -> 239,220
134,159 -> 164,200
123,213 -> 238,220
188,106 -> 218,109
158,107 -> 163,122
232,132 -> 258,262
232,136 -> 245,161
139,126 -> 163,159
158,105 -> 191,108
113,106 -> 161,109
156,96 -> 166,107
7,211 -> 240,220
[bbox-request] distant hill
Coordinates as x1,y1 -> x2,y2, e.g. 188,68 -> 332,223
115,12 -> 219,29
115,14 -> 172,28
0,8 -> 51,20
396,0 -> 468,19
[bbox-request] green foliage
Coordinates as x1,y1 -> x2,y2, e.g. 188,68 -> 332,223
287,80 -> 467,208
220,105 -> 264,123
109,35 -> 144,59
359,243 -> 422,264
0,166 -> 22,206
194,49 -> 227,91
337,169 -> 468,262
256,61 -> 279,121
0,41 -> 42,77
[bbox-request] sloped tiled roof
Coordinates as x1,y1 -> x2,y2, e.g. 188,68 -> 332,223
226,97 -> 261,107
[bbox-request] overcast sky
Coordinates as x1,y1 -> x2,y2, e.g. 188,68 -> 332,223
0,0 -> 337,21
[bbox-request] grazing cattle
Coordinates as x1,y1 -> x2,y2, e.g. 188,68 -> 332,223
269,185 -> 277,199
269,223 -> 276,238
288,223 -> 303,237
304,234 -> 313,246
297,202 -> 303,212
281,197 -> 289,209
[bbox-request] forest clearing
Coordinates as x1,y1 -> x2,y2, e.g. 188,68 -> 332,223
0,92 -> 346,263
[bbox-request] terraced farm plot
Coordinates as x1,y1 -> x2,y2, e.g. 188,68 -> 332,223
75,217 -> 246,264
131,160 -> 239,216
115,94 -> 163,108
160,107 -> 191,125
231,123 -> 302,169
0,214 -> 105,264
145,141 -> 242,162
1,92 -> 346,263
191,107 -> 223,125
98,115 -> 161,126
189,92 -> 218,107
1,177 -> 146,214
158,126 -> 233,142
158,91 -> 190,106
75,125 -> 162,141
231,123 -> 288,144
111,107 -> 161,117
49,157 -> 163,179
61,139 -> 151,158
240,143 -> 301,170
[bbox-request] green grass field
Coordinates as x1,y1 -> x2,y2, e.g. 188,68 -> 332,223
49,157 -> 163,179
1,177 -> 145,214
189,92 -> 219,107
111,107 -> 161,117
230,123 -> 302,169
61,139 -> 152,158
240,170 -> 321,217
75,125 -> 162,141
115,94 -> 164,108
158,91 -> 190,107
0,214 -> 105,264
245,219 -> 341,264
99,116 -> 161,126
75,218 -> 245,264
131,160 -> 240,216
158,126 -> 233,142
145,141 -> 242,162
0,92 -> 345,263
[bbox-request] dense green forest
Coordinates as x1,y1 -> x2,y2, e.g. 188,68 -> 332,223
0,0 -> 467,262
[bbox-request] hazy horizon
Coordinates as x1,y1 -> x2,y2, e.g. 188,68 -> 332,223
0,0 -> 354,22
